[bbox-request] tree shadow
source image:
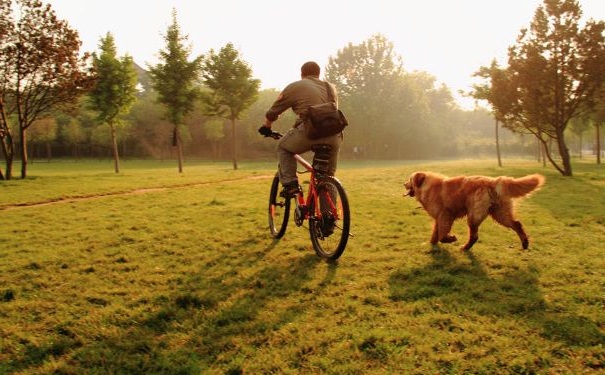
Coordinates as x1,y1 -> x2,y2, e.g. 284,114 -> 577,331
388,246 -> 604,348
530,170 -> 605,224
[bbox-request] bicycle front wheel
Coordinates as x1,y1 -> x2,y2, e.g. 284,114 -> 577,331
268,173 -> 290,238
309,175 -> 350,260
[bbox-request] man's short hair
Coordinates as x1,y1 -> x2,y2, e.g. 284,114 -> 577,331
301,61 -> 320,77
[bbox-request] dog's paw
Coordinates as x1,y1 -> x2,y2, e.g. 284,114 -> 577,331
440,235 -> 457,244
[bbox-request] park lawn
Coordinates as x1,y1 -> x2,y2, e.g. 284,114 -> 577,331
0,159 -> 603,374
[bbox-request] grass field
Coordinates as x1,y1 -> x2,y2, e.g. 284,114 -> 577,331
0,158 -> 604,374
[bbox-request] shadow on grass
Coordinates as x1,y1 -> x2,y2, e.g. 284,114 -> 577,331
531,167 -> 605,226
389,247 -> 604,348
11,238 -> 332,373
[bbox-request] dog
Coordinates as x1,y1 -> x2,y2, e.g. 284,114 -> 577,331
403,171 -> 545,250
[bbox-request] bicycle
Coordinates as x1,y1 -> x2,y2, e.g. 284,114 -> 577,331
261,129 -> 351,260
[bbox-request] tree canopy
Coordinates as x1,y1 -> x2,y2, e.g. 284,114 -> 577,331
148,9 -> 203,173
325,33 -> 459,158
0,0 -> 94,179
472,0 -> 605,176
89,32 -> 138,173
201,42 -> 260,170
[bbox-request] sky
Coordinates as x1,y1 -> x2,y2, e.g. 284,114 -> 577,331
45,0 -> 605,109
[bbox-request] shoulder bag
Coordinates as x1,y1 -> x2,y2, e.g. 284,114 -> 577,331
305,82 -> 348,140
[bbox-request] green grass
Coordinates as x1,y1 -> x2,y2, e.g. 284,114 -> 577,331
0,159 -> 603,374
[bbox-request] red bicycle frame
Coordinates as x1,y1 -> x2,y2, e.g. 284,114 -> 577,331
293,154 -> 339,224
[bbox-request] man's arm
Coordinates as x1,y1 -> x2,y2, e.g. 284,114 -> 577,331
264,83 -> 297,127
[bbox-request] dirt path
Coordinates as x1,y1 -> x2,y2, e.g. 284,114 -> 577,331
0,174 -> 274,211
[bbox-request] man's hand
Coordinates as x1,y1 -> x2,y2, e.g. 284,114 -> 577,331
258,125 -> 273,137
258,125 -> 282,139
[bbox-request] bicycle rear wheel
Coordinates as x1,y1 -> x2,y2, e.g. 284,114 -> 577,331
268,173 -> 290,238
309,175 -> 350,260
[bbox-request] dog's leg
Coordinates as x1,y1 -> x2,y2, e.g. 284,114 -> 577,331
463,211 -> 489,251
462,223 -> 480,251
437,214 -> 457,244
490,202 -> 529,249
513,221 -> 529,249
460,195 -> 493,251
430,222 -> 439,245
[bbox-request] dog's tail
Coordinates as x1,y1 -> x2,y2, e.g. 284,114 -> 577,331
502,174 -> 545,198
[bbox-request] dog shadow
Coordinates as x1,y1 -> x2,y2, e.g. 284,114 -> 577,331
388,246 -> 604,347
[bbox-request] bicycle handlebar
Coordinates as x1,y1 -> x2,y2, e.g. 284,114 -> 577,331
258,125 -> 283,139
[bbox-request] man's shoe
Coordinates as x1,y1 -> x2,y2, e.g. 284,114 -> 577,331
321,215 -> 336,237
280,182 -> 301,198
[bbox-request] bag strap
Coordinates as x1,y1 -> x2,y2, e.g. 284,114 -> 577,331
324,81 -> 335,103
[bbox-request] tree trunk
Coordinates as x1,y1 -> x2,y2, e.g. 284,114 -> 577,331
174,125 -> 184,173
556,128 -> 572,176
231,117 -> 238,170
0,99 -> 14,180
538,134 -> 566,175
596,122 -> 602,165
110,123 -> 120,173
0,129 -> 14,180
495,119 -> 502,167
2,140 -> 13,179
20,126 -> 28,179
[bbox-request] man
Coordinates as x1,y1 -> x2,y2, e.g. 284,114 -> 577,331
260,61 -> 344,197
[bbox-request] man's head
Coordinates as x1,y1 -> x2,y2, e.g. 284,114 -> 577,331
301,61 -> 320,78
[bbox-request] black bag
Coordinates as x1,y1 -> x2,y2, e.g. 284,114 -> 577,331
305,82 -> 348,140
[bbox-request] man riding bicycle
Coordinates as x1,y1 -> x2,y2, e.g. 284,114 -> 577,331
259,61 -> 344,198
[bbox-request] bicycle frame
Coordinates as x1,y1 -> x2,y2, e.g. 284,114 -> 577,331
292,154 -> 339,225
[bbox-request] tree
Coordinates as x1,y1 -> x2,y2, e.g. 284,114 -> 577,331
89,32 -> 138,173
61,118 -> 85,161
28,117 -> 56,162
127,91 -> 173,159
0,0 -> 13,179
569,113 -> 591,158
588,90 -> 605,164
0,0 -> 94,179
202,118 -> 225,159
200,42 -> 260,170
471,60 -> 518,167
148,9 -> 202,173
325,34 -> 406,157
325,34 -> 460,159
476,0 -> 605,176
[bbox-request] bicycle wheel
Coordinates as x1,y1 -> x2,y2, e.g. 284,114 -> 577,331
268,173 -> 290,238
309,175 -> 350,260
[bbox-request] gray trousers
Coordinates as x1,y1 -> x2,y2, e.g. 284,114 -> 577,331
276,122 -> 343,185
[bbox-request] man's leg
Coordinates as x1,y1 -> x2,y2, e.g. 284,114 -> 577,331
277,127 -> 312,185
325,132 -> 343,176
317,132 -> 343,235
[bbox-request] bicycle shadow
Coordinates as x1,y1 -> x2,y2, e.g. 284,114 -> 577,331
388,246 -> 604,348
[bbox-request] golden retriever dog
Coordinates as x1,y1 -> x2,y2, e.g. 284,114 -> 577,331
403,171 -> 545,250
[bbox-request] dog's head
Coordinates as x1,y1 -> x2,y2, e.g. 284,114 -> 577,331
403,172 -> 426,198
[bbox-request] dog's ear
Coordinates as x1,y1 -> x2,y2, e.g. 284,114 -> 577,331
413,172 -> 425,188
